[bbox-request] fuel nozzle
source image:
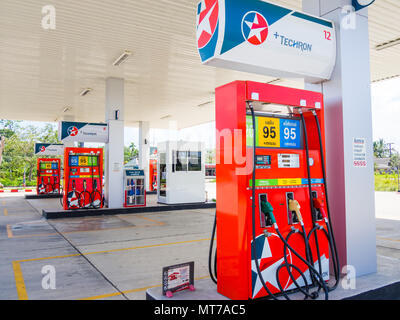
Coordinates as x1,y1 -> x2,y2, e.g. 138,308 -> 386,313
260,199 -> 278,229
288,199 -> 303,225
313,198 -> 328,222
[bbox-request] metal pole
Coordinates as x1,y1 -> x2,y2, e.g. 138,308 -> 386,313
23,167 -> 26,188
387,143 -> 394,158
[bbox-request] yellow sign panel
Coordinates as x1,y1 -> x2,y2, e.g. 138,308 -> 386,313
257,117 -> 280,148
79,156 -> 89,166
45,164 -> 52,169
278,178 -> 302,186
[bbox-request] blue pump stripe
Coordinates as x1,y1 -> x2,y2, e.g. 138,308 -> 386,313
302,179 -> 325,185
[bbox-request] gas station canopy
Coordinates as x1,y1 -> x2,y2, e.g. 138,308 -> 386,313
0,0 -> 399,128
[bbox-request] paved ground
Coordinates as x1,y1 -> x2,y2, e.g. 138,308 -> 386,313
375,192 -> 400,289
0,194 -> 215,300
0,190 -> 399,300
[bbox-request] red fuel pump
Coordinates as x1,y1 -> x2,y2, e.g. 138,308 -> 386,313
211,81 -> 339,300
62,147 -> 103,210
149,159 -> 158,192
36,158 -> 61,195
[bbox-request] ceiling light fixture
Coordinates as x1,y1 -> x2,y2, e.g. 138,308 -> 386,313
375,38 -> 400,51
80,88 -> 93,97
160,115 -> 172,120
113,50 -> 132,66
267,78 -> 281,84
197,101 -> 213,107
62,107 -> 71,113
372,74 -> 400,83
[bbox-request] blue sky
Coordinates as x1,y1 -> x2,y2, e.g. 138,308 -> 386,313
14,76 -> 400,153
371,77 -> 400,150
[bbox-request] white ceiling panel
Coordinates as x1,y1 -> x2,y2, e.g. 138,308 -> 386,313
0,0 -> 398,128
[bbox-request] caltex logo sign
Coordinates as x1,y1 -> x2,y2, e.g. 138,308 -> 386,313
354,0 -> 375,6
60,121 -> 108,143
242,11 -> 269,46
352,0 -> 375,10
196,0 -> 219,49
67,126 -> 79,137
35,143 -> 64,156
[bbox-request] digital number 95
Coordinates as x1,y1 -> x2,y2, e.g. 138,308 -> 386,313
284,127 -> 296,140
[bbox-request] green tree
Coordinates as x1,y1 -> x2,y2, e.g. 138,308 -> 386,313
205,149 -> 216,164
0,119 -> 20,138
373,139 -> 387,158
0,122 -> 61,186
389,152 -> 400,192
389,152 -> 400,171
124,142 -> 139,164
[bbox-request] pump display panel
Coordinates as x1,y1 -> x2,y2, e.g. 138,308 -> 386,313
247,115 -> 302,149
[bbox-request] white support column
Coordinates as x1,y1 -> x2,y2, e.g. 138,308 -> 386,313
139,121 -> 150,191
303,0 -> 377,277
105,78 -> 125,208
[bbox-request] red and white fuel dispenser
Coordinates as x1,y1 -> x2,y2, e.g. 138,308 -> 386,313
37,158 -> 61,195
62,147 -> 103,210
211,81 -> 339,300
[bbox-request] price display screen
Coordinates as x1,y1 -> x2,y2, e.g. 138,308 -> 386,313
247,116 -> 302,150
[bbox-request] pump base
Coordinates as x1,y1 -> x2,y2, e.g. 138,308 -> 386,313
25,194 -> 62,200
42,202 -> 217,219
146,277 -> 400,300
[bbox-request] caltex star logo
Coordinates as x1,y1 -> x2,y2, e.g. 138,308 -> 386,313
67,126 -> 79,137
241,11 -> 269,46
251,233 -> 293,299
196,0 -> 219,49
40,146 -> 46,152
